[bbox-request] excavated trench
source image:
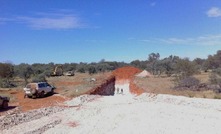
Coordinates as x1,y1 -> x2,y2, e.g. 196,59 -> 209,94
89,66 -> 143,96
88,66 -> 145,96
89,76 -> 138,96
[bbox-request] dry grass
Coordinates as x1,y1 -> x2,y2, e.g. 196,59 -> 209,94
134,77 -> 173,93
134,72 -> 221,99
47,72 -> 112,97
193,72 -> 211,83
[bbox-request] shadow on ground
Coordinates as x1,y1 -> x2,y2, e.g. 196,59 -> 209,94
0,106 -> 17,113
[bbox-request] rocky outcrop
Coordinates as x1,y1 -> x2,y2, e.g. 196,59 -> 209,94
89,76 -> 115,96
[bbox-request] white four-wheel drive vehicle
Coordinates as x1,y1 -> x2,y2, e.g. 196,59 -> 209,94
0,96 -> 10,109
23,82 -> 55,98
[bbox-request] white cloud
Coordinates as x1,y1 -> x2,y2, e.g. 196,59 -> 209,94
140,39 -> 151,42
17,13 -> 84,30
206,7 -> 221,17
141,34 -> 221,46
0,10 -> 85,30
0,18 -> 14,24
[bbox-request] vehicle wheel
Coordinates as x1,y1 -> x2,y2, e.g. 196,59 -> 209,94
2,101 -> 8,109
39,91 -> 45,98
24,94 -> 28,98
32,95 -> 37,99
50,89 -> 54,95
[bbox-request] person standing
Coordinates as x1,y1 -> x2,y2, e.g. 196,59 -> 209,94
121,89 -> 123,94
116,88 -> 119,94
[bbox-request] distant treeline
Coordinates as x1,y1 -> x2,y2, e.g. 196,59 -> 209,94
0,50 -> 221,87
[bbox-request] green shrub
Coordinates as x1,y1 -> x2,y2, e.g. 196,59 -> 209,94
0,78 -> 15,88
178,76 -> 200,88
32,74 -> 47,82
0,78 -> 5,88
209,73 -> 221,85
43,70 -> 51,77
88,65 -> 97,74
213,68 -> 221,76
77,67 -> 85,73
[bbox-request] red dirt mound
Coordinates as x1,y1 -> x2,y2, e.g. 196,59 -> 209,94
112,66 -> 141,80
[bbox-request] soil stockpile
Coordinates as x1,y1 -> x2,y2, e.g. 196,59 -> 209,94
112,66 -> 141,80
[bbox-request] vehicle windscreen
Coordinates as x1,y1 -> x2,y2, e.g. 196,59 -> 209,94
45,83 -> 50,87
38,83 -> 46,88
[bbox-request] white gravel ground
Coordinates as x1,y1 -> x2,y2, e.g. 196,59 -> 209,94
44,95 -> 221,134
2,83 -> 221,134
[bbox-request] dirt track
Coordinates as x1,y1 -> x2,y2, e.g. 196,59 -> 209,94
15,91 -> 68,112
0,89 -> 68,116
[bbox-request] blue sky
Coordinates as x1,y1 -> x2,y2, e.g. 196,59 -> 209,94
1,0 -> 221,64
